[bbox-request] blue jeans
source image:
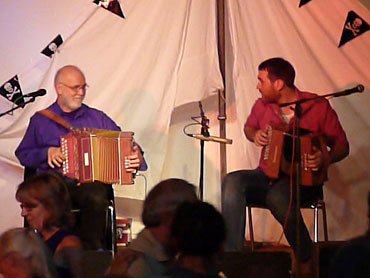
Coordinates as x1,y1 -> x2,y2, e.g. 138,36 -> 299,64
221,169 -> 323,262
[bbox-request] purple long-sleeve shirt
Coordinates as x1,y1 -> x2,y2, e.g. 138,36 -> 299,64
15,102 -> 147,172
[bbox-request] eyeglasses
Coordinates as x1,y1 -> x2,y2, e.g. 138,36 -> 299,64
60,83 -> 89,93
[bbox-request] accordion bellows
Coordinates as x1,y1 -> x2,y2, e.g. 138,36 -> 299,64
61,129 -> 134,185
263,128 -> 329,186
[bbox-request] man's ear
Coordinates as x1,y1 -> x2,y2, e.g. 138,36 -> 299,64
55,84 -> 63,96
273,79 -> 285,91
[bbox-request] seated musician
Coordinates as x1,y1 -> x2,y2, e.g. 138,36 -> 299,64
15,65 -> 147,250
221,57 -> 349,276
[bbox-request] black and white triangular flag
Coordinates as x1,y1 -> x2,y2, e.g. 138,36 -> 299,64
94,0 -> 125,19
339,11 -> 369,47
0,75 -> 24,107
41,34 -> 64,58
299,0 -> 312,8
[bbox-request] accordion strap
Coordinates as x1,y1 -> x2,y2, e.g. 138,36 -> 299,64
37,109 -> 73,131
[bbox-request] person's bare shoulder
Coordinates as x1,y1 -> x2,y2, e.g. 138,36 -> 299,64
57,235 -> 82,252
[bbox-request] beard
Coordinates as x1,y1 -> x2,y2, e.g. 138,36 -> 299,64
59,95 -> 84,112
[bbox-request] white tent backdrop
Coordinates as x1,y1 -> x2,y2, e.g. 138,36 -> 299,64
0,0 -> 223,233
1,0 -> 369,244
226,0 -> 370,242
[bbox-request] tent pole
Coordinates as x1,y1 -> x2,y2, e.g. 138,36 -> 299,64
217,0 -> 227,180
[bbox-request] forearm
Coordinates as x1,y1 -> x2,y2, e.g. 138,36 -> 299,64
15,146 -> 49,169
135,143 -> 147,171
138,153 -> 147,171
244,126 -> 258,143
329,143 -> 349,164
15,116 -> 50,169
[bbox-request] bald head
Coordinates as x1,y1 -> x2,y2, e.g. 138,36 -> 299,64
54,65 -> 85,87
54,65 -> 87,113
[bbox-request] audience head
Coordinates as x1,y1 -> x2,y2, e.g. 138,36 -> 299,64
258,57 -> 296,89
171,201 -> 226,257
0,228 -> 52,278
16,172 -> 72,232
142,178 -> 198,228
368,190 -> 370,230
368,190 -> 370,219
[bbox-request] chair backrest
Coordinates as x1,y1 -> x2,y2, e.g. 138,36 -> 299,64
22,167 -> 37,228
24,167 -> 37,180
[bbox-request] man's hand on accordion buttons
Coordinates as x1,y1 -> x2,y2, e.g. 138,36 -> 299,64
126,145 -> 143,172
307,146 -> 323,171
254,128 -> 269,147
48,147 -> 65,168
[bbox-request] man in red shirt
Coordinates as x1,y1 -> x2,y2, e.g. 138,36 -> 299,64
222,58 -> 349,275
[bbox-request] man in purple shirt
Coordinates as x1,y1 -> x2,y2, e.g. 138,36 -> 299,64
15,65 -> 147,250
222,58 -> 349,276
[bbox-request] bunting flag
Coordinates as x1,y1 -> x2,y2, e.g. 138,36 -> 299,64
339,10 -> 370,47
299,0 -> 312,8
41,34 -> 64,57
93,0 -> 125,19
0,75 -> 24,107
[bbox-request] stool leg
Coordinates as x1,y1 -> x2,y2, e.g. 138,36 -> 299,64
248,206 -> 255,251
108,204 -> 115,254
321,202 -> 329,242
314,206 -> 319,243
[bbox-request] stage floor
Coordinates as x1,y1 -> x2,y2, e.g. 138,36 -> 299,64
81,241 -> 344,278
218,241 -> 345,278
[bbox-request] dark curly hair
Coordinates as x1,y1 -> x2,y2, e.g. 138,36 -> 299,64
258,57 -> 296,88
171,201 -> 225,257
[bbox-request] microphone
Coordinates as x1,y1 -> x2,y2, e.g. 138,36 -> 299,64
23,89 -> 47,98
198,101 -> 206,118
198,101 -> 210,136
335,84 -> 364,97
188,133 -> 233,144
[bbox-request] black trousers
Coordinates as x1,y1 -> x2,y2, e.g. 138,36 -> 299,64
64,178 -> 114,250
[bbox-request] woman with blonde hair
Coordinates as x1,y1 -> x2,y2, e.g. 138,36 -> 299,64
0,228 -> 53,278
16,172 -> 83,278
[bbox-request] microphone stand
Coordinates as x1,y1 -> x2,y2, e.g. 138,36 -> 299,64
280,85 -> 364,107
0,97 -> 36,117
186,102 -> 232,200
198,101 -> 210,200
294,103 -> 303,277
279,85 -> 364,278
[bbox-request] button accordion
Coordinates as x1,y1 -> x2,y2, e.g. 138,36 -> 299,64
60,129 -> 134,184
263,128 -> 329,186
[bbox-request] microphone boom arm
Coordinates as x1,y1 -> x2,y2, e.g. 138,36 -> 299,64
280,84 -> 365,107
0,97 -> 36,117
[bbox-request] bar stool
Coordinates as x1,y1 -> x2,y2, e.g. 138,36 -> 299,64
247,198 -> 328,251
